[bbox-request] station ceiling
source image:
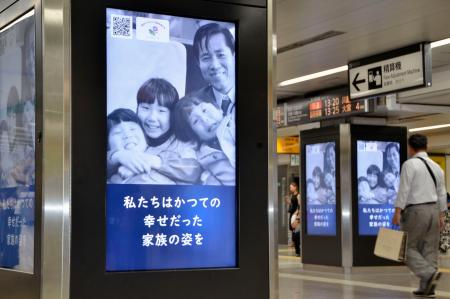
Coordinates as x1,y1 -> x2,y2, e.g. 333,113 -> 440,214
276,0 -> 450,99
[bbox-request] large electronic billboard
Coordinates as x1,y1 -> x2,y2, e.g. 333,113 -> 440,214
0,10 -> 36,273
105,8 -> 237,271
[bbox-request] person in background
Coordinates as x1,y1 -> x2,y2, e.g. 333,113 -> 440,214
439,193 -> 450,254
393,134 -> 448,297
287,182 -> 301,257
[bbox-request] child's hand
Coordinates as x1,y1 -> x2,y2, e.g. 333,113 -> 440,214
113,150 -> 152,174
118,166 -> 134,179
142,153 -> 162,171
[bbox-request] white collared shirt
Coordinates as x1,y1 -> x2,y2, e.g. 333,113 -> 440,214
212,86 -> 235,114
395,151 -> 448,212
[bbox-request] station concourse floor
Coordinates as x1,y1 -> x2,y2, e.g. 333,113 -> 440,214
278,245 -> 450,298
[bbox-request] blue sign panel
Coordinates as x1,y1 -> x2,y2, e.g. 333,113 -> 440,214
106,8 -> 237,271
106,185 -> 236,271
357,140 -> 400,235
305,142 -> 337,236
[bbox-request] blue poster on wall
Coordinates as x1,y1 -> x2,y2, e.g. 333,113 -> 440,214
357,140 -> 400,235
105,8 -> 237,271
305,142 -> 337,236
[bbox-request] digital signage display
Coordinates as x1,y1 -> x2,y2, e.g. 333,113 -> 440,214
106,8 -> 237,271
305,142 -> 337,236
357,140 -> 400,235
0,10 -> 36,273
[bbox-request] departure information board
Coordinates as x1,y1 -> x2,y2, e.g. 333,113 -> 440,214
279,91 -> 375,127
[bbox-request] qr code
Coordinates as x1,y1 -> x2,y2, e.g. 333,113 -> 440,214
111,14 -> 133,39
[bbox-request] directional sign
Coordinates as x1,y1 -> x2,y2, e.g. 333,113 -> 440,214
348,43 -> 432,99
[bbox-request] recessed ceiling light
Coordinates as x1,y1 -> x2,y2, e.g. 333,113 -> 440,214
279,38 -> 450,88
431,38 -> 450,49
279,65 -> 348,87
409,124 -> 450,132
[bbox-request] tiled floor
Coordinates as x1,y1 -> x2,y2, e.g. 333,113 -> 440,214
279,246 -> 450,298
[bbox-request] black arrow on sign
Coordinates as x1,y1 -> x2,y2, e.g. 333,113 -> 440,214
352,73 -> 366,92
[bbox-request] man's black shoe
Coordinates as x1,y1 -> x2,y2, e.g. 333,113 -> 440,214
412,290 -> 435,298
425,272 -> 442,296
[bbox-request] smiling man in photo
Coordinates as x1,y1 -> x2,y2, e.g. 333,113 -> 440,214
191,23 -> 235,116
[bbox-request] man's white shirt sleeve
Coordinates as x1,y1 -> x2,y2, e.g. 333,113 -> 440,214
395,161 -> 413,210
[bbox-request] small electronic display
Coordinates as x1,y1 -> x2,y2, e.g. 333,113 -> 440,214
357,140 -> 400,236
305,142 -> 337,236
0,10 -> 36,274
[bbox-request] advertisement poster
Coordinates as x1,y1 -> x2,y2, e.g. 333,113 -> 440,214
357,141 -> 400,235
106,8 -> 236,271
0,11 -> 36,273
305,142 -> 336,236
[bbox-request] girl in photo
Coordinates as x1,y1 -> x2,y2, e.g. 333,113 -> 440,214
306,178 -> 319,204
107,78 -> 201,184
311,166 -> 327,204
323,171 -> 336,204
358,176 -> 376,204
174,95 -> 235,185
366,164 -> 388,204
382,170 -> 398,204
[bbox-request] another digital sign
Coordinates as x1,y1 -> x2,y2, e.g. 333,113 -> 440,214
0,10 -> 36,273
357,140 -> 400,235
105,8 -> 237,271
305,142 -> 337,236
281,93 -> 374,127
309,96 -> 371,121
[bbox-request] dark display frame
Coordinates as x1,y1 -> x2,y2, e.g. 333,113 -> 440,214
301,126 -> 342,266
71,0 -> 268,298
350,125 -> 407,266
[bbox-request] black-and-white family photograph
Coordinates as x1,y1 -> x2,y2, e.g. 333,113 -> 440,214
305,142 -> 336,205
357,141 -> 400,205
106,9 -> 236,186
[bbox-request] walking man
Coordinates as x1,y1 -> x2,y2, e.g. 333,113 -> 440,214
393,134 -> 448,297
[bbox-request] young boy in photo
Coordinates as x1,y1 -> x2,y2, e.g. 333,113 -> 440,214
107,108 -> 175,184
